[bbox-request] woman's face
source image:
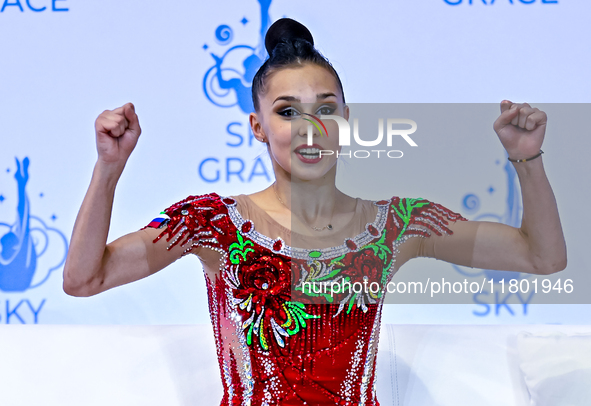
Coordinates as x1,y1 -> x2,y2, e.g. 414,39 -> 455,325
250,63 -> 348,181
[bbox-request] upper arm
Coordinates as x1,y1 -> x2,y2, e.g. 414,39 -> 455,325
396,219 -> 541,274
464,220 -> 538,273
70,193 -> 224,297
394,219 -> 476,272
81,227 -> 196,296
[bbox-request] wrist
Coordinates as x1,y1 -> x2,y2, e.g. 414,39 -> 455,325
511,153 -> 545,178
93,160 -> 125,190
507,149 -> 544,163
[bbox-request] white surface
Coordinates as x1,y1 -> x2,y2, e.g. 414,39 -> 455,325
2,323 -> 591,405
517,332 -> 591,406
376,324 -> 591,406
0,325 -> 218,406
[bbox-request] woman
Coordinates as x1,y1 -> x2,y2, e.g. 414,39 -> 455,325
63,18 -> 567,406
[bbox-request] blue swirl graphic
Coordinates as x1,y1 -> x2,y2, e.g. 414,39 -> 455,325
462,193 -> 480,213
215,25 -> 233,45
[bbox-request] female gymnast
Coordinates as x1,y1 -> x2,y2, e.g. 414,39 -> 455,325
63,18 -> 567,406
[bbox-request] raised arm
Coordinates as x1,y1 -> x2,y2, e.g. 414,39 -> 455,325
397,101 -> 567,275
63,103 -> 188,297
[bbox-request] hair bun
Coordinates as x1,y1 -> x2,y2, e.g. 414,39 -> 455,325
265,18 -> 314,55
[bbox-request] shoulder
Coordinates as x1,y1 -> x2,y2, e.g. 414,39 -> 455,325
160,192 -> 225,214
143,192 -> 239,254
157,192 -> 245,234
387,196 -> 465,217
156,192 -> 251,219
384,196 -> 468,238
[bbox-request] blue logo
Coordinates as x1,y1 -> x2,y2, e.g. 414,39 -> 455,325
444,0 -> 557,5
0,0 -> 69,13
202,0 -> 271,115
0,157 -> 68,293
197,0 -> 274,184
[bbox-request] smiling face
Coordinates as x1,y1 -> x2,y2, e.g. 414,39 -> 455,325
250,63 -> 348,182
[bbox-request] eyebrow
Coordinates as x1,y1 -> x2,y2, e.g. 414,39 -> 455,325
273,92 -> 337,105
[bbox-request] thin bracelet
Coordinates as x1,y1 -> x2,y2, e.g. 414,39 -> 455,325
507,150 -> 544,163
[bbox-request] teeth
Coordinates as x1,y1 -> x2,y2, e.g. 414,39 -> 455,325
297,148 -> 320,154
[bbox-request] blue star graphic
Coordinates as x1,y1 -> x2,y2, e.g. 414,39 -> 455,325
488,186 -> 495,194
203,44 -> 209,50
51,214 -> 57,221
0,194 -> 5,203
241,17 -> 249,25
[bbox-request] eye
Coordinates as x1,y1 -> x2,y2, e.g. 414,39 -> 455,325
277,107 -> 300,118
316,105 -> 336,115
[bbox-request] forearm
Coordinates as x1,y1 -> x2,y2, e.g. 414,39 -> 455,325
515,156 -> 567,273
63,161 -> 123,294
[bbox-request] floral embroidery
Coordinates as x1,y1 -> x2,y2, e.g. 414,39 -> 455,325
391,197 -> 431,239
226,254 -> 318,351
390,197 -> 465,239
293,197 -> 467,315
143,192 -> 468,404
295,228 -> 393,315
229,230 -> 255,264
146,193 -> 467,352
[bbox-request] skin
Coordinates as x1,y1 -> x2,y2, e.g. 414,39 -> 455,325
248,64 -> 357,236
63,63 -> 567,297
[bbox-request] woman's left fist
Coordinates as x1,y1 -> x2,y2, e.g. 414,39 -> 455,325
493,100 -> 546,161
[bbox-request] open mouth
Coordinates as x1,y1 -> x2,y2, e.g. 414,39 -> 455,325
295,147 -> 321,160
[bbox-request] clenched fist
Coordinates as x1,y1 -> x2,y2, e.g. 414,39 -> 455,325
95,102 -> 141,169
493,101 -> 546,161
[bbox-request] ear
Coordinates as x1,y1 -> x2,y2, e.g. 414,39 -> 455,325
249,112 -> 267,143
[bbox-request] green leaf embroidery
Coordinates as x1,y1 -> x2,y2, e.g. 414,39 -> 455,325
282,302 -> 320,336
229,230 -> 254,264
392,198 -> 429,242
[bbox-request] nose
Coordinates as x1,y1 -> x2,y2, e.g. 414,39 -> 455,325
294,118 -> 320,141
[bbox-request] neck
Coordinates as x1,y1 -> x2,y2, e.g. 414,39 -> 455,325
272,167 -> 341,228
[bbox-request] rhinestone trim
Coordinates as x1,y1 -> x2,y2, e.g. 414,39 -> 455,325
221,196 -> 391,261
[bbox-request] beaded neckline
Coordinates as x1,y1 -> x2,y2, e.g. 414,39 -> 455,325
221,195 -> 391,261
236,193 -> 360,238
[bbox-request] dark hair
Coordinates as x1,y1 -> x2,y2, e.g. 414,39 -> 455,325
251,18 -> 346,112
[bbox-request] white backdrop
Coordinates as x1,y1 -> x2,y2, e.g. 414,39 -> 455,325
0,0 -> 589,325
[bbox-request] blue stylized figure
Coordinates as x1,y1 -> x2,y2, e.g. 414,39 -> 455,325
203,0 -> 272,114
453,154 -> 524,283
0,157 -> 38,291
0,158 -> 68,292
210,52 -> 262,114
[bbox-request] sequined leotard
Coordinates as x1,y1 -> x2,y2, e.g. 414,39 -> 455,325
144,192 -> 467,406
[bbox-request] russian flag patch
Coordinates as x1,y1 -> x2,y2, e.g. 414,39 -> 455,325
146,213 -> 169,229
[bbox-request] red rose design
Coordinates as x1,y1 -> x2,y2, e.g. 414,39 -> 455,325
342,249 -> 384,288
235,255 -> 291,318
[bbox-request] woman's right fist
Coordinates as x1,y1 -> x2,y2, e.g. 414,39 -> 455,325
95,102 -> 141,167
